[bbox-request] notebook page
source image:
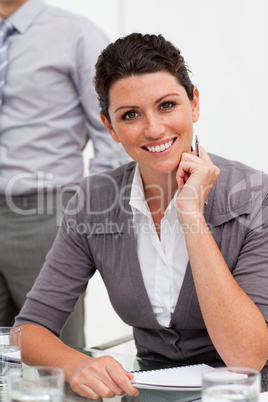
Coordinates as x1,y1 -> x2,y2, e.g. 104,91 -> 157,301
132,364 -> 212,387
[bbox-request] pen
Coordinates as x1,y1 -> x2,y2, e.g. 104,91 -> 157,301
195,135 -> 200,157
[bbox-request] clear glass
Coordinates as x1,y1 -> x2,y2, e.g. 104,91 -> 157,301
0,327 -> 21,399
202,367 -> 261,402
7,366 -> 64,402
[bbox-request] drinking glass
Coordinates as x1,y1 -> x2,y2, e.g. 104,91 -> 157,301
202,367 -> 261,402
0,327 -> 21,398
7,366 -> 64,402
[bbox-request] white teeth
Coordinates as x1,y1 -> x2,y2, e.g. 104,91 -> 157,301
146,139 -> 174,153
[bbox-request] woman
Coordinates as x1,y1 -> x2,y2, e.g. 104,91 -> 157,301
15,33 -> 268,400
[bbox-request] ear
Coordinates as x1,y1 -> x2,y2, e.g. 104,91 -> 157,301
191,86 -> 200,123
100,114 -> 121,143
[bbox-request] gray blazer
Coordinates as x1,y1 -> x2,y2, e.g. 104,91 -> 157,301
16,154 -> 268,367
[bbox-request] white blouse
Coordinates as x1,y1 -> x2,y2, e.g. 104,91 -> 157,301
129,165 -> 189,327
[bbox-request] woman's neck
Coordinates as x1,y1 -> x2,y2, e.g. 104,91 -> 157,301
139,171 -> 177,239
142,171 -> 178,216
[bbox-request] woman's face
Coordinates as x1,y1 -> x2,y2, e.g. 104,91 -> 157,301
101,71 -> 200,183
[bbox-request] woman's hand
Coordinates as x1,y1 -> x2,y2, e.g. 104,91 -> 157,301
69,355 -> 139,400
19,324 -> 139,401
176,146 -> 220,225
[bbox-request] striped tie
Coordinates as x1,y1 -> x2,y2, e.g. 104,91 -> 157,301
0,20 -> 15,111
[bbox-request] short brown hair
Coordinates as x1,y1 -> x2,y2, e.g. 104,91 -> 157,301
94,33 -> 194,122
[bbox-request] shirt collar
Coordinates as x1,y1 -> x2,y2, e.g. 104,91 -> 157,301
129,164 -> 179,217
1,0 -> 46,34
129,165 -> 151,217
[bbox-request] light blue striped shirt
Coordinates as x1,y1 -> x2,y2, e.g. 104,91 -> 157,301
0,0 -> 130,195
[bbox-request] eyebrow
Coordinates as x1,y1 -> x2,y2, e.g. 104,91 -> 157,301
113,93 -> 181,114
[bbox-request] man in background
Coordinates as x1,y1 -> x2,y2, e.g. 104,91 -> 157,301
0,0 -> 130,347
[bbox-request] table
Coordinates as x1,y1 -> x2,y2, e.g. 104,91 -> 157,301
64,348 -> 268,402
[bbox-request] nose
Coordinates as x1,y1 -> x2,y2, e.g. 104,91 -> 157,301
143,113 -> 165,139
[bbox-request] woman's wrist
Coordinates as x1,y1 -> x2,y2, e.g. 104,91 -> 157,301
179,214 -> 209,236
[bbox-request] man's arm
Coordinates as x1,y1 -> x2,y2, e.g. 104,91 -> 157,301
72,19 -> 131,173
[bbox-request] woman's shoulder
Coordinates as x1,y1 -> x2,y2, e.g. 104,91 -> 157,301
209,153 -> 268,187
65,161 -> 136,222
80,161 -> 136,192
208,153 -> 268,224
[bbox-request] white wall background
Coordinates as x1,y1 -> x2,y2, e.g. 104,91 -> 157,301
46,0 -> 268,349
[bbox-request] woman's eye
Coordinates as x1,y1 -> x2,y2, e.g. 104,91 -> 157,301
160,101 -> 176,110
122,111 -> 138,120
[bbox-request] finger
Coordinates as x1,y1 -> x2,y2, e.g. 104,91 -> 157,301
178,149 -> 215,176
90,371 -> 127,398
108,366 -> 139,397
190,145 -> 211,162
87,361 -> 138,398
191,147 -> 198,157
72,382 -> 101,400
73,375 -> 122,400
180,151 -> 201,166
177,171 -> 190,190
176,157 -> 196,189
100,358 -> 138,396
71,363 -> 125,399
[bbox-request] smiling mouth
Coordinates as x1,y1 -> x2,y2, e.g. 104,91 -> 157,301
143,138 -> 176,153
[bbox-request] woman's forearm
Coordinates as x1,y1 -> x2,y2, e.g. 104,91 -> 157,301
18,324 -> 91,380
18,324 -> 139,400
184,215 -> 268,370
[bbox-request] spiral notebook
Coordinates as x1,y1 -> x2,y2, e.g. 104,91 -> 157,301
131,363 -> 212,391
